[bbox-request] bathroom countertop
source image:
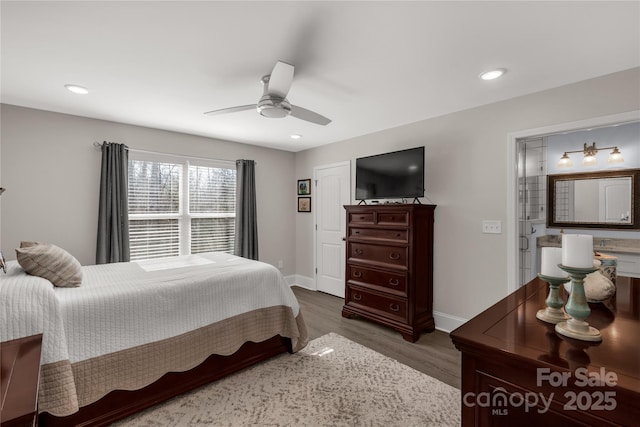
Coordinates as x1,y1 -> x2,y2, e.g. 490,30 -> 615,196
537,235 -> 640,255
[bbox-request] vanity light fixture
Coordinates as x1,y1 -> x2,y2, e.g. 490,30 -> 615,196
64,84 -> 89,94
608,147 -> 624,164
557,142 -> 624,168
557,152 -> 574,168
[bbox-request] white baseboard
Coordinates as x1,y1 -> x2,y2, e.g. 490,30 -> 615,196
284,275 -> 467,333
433,311 -> 468,334
285,274 -> 316,291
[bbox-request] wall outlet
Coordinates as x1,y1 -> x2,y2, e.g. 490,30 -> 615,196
277,260 -> 284,269
482,220 -> 502,234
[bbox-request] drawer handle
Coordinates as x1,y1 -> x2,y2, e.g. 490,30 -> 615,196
389,303 -> 400,312
388,278 -> 399,286
353,270 -> 362,278
355,248 -> 364,255
359,216 -> 365,220
389,252 -> 400,260
354,230 -> 360,235
390,216 -> 394,220
396,233 -> 401,237
353,293 -> 362,301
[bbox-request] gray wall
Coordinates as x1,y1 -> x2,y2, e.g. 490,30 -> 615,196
294,68 -> 640,325
0,105 -> 296,273
2,68 -> 638,329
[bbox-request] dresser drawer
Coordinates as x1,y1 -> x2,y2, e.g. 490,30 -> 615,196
346,286 -> 408,323
348,243 -> 408,269
349,227 -> 408,243
349,211 -> 375,224
347,265 -> 408,295
377,211 -> 409,226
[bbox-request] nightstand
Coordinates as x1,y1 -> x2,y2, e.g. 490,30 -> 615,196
1,334 -> 43,427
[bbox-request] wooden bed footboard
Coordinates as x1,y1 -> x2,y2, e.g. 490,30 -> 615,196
39,335 -> 292,427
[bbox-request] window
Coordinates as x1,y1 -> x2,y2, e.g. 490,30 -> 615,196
128,152 -> 236,260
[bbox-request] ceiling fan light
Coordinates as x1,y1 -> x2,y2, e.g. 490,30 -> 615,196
257,96 -> 291,118
258,107 -> 289,119
608,147 -> 624,164
558,153 -> 573,168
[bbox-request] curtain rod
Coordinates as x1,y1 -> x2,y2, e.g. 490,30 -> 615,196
92,141 -> 250,165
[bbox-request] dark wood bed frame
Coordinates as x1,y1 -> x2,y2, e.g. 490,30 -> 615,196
39,335 -> 292,427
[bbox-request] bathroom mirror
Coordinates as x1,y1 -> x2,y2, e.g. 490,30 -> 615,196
547,169 -> 640,230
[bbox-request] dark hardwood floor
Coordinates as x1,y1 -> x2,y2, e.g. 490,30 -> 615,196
292,286 -> 462,389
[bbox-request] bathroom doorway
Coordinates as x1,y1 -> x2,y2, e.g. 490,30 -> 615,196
516,137 -> 547,286
507,111 -> 640,293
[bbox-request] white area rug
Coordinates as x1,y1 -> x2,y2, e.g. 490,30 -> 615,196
114,333 -> 461,426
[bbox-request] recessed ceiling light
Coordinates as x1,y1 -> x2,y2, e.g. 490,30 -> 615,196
479,68 -> 506,81
290,134 -> 302,139
65,84 -> 89,94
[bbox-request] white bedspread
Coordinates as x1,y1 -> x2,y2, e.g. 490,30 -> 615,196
0,260 -> 71,364
1,252 -> 300,364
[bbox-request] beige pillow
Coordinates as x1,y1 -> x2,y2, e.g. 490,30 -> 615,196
16,242 -> 82,287
563,271 -> 615,302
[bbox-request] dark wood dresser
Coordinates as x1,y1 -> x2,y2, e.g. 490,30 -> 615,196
342,204 -> 436,342
1,334 -> 43,427
450,276 -> 640,426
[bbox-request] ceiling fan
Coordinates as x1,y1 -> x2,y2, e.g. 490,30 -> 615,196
204,61 -> 331,126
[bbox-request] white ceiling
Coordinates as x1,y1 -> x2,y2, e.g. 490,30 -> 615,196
1,1 -> 639,152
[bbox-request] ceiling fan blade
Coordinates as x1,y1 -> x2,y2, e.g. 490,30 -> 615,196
266,61 -> 294,98
204,105 -> 256,116
291,105 -> 331,126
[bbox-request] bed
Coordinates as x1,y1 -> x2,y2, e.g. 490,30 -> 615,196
0,251 -> 308,426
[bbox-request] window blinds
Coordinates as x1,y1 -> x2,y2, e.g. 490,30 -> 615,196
128,156 -> 236,260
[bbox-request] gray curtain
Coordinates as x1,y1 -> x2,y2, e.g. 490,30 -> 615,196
96,142 -> 130,264
234,159 -> 258,260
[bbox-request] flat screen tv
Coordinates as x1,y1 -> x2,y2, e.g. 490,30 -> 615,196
355,146 -> 425,201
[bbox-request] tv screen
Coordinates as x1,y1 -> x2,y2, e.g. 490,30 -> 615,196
355,146 -> 425,200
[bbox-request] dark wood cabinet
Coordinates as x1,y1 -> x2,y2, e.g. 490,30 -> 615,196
450,276 -> 640,426
342,204 -> 436,342
1,334 -> 42,427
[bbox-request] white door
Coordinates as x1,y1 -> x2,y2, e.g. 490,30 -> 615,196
599,178 -> 631,223
314,161 -> 351,297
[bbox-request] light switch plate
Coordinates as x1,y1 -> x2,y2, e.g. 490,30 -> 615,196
482,220 -> 502,234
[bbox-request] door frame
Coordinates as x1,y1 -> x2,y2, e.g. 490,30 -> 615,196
313,160 -> 351,292
506,110 -> 640,294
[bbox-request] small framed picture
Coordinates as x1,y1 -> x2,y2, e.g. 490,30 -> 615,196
297,179 -> 311,195
298,197 -> 311,213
